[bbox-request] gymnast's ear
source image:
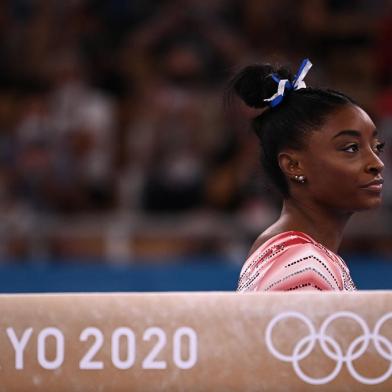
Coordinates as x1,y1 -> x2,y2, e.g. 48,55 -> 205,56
277,150 -> 305,178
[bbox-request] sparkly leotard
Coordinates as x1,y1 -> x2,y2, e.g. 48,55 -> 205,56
237,231 -> 356,292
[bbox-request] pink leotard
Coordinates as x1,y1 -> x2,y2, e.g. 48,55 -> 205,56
237,231 -> 356,292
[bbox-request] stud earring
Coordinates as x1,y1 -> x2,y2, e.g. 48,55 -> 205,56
293,175 -> 306,184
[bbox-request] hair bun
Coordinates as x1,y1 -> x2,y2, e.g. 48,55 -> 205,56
228,64 -> 294,109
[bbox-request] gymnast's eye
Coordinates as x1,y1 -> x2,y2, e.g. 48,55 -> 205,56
374,141 -> 385,155
342,143 -> 359,153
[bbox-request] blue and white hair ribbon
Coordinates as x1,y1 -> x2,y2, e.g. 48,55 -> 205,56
264,59 -> 312,108
292,58 -> 312,89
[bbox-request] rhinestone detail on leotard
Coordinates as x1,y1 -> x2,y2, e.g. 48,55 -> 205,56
237,231 -> 356,292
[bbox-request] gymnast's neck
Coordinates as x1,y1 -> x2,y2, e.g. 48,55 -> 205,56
263,197 -> 353,254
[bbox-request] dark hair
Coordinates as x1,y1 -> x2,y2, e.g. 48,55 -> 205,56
226,63 -> 357,197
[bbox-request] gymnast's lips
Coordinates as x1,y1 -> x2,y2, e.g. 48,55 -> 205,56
360,178 -> 384,191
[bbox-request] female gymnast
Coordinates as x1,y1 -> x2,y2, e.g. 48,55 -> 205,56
229,59 -> 385,291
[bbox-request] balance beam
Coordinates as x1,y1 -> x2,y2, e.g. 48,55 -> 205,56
0,291 -> 390,391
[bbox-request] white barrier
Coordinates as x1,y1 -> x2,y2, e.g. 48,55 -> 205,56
0,291 -> 390,391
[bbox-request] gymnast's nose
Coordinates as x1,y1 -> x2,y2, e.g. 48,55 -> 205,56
365,149 -> 384,175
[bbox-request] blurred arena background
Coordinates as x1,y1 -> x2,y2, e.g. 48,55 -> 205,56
0,0 -> 391,292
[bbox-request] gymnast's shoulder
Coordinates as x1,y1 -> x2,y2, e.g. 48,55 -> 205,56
239,230 -> 345,291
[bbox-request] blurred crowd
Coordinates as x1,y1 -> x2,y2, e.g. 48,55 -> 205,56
0,0 -> 392,261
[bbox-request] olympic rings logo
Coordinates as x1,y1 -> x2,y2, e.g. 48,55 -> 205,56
265,311 -> 392,385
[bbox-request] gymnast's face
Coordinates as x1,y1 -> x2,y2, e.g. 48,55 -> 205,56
298,104 -> 385,212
